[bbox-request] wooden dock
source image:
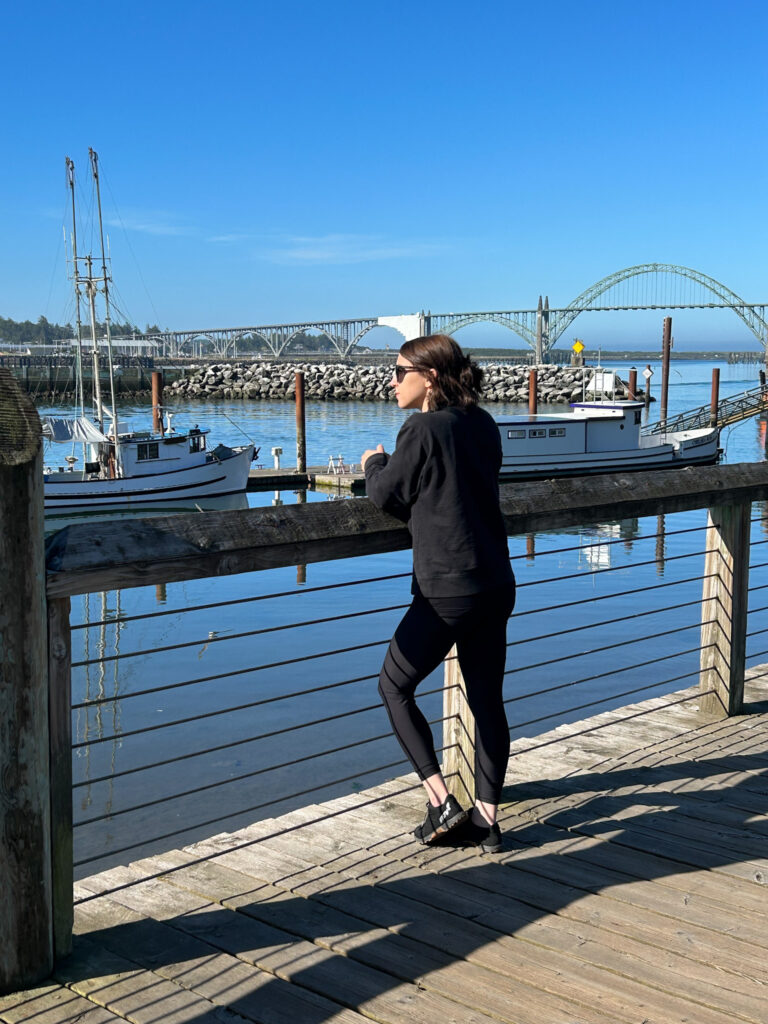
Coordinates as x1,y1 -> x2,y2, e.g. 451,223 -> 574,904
248,466 -> 366,492
4,670 -> 767,1024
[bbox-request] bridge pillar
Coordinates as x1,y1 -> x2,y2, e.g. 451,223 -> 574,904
377,314 -> 429,341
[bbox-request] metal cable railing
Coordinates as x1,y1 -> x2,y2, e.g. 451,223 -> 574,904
67,505 -> 766,875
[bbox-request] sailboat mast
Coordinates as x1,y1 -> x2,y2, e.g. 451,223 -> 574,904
89,148 -> 121,469
84,253 -> 104,432
65,157 -> 86,420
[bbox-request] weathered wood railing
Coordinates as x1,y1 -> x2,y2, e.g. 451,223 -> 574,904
3,361 -> 768,993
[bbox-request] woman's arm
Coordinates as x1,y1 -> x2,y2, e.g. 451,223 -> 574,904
364,417 -> 427,519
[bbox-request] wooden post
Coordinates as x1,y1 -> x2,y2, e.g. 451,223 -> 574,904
151,370 -> 164,434
295,371 -> 306,474
699,502 -> 751,718
442,647 -> 475,807
528,369 -> 538,415
710,368 -> 720,427
660,317 -> 672,425
0,368 -> 54,991
47,597 -> 73,961
628,367 -> 638,401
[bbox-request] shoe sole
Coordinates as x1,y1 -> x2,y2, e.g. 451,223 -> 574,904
415,808 -> 468,845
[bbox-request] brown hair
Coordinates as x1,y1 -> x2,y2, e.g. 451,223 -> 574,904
399,334 -> 484,411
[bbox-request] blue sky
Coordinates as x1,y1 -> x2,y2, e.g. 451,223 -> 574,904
2,0 -> 766,351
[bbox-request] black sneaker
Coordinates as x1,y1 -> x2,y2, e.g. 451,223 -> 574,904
459,819 -> 503,854
413,794 -> 468,844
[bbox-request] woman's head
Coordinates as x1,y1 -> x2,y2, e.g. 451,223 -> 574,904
392,334 -> 484,412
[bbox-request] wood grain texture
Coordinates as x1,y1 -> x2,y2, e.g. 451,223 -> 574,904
46,461 -> 768,597
0,372 -> 52,993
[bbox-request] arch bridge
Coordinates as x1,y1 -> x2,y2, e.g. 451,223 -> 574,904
116,265 -> 768,360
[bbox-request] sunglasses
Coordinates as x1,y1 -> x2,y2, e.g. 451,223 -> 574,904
393,365 -> 423,383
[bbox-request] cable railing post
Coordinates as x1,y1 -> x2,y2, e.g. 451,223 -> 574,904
442,647 -> 475,808
48,596 -> 73,960
699,502 -> 751,717
0,369 -> 54,991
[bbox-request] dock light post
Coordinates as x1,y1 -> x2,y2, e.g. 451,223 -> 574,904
271,446 -> 282,470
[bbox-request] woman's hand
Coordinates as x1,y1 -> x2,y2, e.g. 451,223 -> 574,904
361,443 -> 385,470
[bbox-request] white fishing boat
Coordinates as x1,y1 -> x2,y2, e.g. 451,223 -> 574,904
497,372 -> 721,479
43,150 -> 254,511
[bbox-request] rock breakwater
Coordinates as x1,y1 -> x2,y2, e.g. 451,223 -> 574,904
169,362 -> 631,404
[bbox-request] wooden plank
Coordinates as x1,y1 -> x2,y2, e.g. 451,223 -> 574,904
74,889 -> 371,1024
160,842 -> 768,1024
0,983 -> 126,1023
45,461 -> 768,596
700,503 -> 751,717
54,936 -> 238,1023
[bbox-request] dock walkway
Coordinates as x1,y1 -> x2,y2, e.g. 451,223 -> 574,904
3,673 -> 767,1024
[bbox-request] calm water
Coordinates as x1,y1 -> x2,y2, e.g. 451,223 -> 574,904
43,359 -> 768,873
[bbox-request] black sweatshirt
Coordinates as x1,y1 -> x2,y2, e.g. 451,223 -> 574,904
364,404 -> 514,597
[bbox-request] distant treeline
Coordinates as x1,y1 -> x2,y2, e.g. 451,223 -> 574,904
0,314 -> 162,345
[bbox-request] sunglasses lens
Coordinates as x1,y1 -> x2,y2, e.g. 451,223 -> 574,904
394,366 -> 405,382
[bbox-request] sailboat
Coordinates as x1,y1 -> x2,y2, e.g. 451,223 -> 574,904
43,150 -> 254,513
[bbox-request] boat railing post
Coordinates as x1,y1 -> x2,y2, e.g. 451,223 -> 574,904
442,647 -> 475,808
0,369 -> 56,990
699,501 -> 750,718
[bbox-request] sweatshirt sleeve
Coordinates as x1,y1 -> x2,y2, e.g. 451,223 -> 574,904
364,416 -> 427,521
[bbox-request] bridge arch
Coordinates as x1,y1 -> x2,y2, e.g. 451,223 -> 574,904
435,313 -> 537,349
548,263 -> 768,352
278,327 -> 345,357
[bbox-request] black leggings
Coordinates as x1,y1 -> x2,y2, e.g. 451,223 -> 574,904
378,582 -> 515,805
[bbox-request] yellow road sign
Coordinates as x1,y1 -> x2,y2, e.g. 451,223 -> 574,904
572,340 -> 585,353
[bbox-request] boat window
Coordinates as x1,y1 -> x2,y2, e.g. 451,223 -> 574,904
507,429 -> 526,439
548,427 -> 566,437
528,429 -> 546,438
137,442 -> 159,461
635,411 -> 642,425
189,433 -> 206,453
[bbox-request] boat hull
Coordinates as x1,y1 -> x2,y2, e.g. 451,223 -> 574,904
44,444 -> 254,510
499,435 -> 720,480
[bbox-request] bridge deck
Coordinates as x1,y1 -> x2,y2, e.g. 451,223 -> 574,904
3,671 -> 768,1024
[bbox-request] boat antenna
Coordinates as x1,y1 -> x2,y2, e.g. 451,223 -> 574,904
65,157 -> 86,420
90,148 -> 122,473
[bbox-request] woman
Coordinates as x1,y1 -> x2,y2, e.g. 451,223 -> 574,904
361,334 -> 515,853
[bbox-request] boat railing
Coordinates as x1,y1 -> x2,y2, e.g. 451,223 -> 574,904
642,382 -> 768,434
4,364 -> 768,987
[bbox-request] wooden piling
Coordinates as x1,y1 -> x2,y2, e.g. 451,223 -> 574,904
699,502 -> 750,718
660,317 -> 672,424
628,367 -> 638,401
442,648 -> 474,807
710,368 -> 720,426
151,370 -> 164,434
528,369 -> 538,415
295,371 -> 306,474
0,368 -> 54,992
